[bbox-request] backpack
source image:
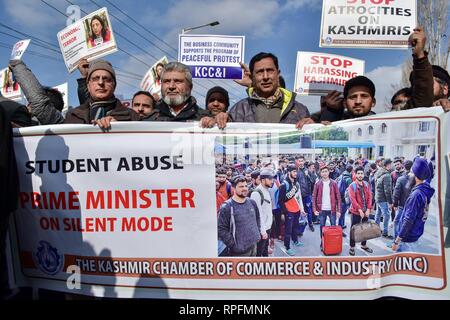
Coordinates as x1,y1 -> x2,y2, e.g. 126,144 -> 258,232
337,175 -> 350,199
226,182 -> 232,198
251,188 -> 271,206
345,181 -> 369,207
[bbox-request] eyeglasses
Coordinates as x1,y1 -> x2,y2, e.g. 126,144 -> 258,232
90,75 -> 114,84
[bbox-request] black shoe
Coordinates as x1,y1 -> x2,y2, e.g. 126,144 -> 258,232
342,232 -> 347,238
309,224 -> 315,232
382,233 -> 393,240
342,225 -> 347,230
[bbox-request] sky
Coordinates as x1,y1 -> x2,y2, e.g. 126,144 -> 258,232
0,0 -> 428,114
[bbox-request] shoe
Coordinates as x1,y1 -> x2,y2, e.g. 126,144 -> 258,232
342,225 -> 347,230
269,239 -> 275,249
320,244 -> 323,252
294,241 -> 304,247
382,233 -> 394,240
349,247 -> 355,256
286,248 -> 295,256
361,246 -> 373,253
309,224 -> 315,232
268,247 -> 273,255
313,221 -> 320,225
342,232 -> 347,238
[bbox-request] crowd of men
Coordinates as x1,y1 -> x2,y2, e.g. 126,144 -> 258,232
0,24 -> 447,297
216,154 -> 435,257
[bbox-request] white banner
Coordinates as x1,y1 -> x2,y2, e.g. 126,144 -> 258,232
294,51 -> 365,96
57,7 -> 118,73
0,67 -> 22,101
10,39 -> 31,60
178,35 -> 245,79
9,108 -> 450,299
320,0 -> 417,49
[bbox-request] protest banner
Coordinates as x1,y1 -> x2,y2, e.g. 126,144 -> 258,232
52,83 -> 69,115
140,56 -> 168,97
10,39 -> 31,61
57,7 -> 117,73
294,51 -> 365,96
8,107 -> 449,299
320,0 -> 417,49
178,35 -> 245,80
0,67 -> 22,101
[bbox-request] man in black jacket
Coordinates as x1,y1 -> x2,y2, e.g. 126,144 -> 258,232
145,62 -> 211,122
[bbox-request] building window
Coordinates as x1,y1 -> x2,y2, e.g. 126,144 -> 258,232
419,122 -> 430,132
378,146 -> 385,157
368,126 -> 374,135
357,128 -> 362,136
395,145 -> 403,156
381,123 -> 387,134
417,145 -> 429,157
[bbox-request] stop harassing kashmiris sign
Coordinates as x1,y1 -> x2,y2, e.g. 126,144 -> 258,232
178,34 -> 245,79
320,0 -> 417,49
57,7 -> 118,73
8,110 -> 450,299
294,52 -> 365,96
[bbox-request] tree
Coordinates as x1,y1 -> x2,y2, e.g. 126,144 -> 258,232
401,0 -> 450,86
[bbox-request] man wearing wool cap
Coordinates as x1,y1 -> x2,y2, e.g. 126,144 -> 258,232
64,59 -> 139,124
392,158 -> 435,253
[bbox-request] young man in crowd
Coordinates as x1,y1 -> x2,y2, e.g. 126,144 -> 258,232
216,169 -> 233,201
337,165 -> 353,234
218,176 -> 261,257
296,156 -> 315,232
348,167 -> 374,256
391,157 -> 405,189
375,159 -> 394,239
248,170 -> 261,194
278,164 -> 306,256
313,165 -> 341,251
250,169 -> 275,257
391,160 -> 414,247
392,158 -> 435,252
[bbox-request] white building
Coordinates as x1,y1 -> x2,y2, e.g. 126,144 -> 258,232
347,120 -> 437,160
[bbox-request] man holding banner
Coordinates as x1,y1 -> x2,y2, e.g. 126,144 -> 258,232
227,52 -> 310,125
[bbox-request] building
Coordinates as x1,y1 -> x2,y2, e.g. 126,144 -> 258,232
347,120 -> 437,160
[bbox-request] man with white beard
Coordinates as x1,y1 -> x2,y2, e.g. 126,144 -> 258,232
145,62 -> 211,122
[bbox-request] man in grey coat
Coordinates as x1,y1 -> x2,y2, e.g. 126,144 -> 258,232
375,158 -> 394,239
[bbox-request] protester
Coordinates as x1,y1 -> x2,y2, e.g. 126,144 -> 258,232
375,159 -> 394,239
391,87 -> 412,111
66,60 -> 139,124
131,91 -> 156,120
348,166 -> 374,256
217,176 -> 261,257
250,168 -> 275,257
226,52 -> 310,126
278,164 -> 306,256
0,96 -> 32,127
392,158 -> 435,252
205,86 -> 229,117
313,165 -> 341,251
9,60 -> 65,125
145,62 -> 211,122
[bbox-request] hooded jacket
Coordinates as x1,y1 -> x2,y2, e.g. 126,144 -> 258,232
228,88 -> 310,124
398,182 -> 435,243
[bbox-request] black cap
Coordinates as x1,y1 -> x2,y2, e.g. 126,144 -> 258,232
205,86 -> 229,110
432,65 -> 450,87
344,76 -> 376,99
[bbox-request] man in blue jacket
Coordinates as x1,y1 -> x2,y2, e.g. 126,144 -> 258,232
392,158 -> 435,253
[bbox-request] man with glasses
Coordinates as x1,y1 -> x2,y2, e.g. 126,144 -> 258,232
65,60 -> 139,124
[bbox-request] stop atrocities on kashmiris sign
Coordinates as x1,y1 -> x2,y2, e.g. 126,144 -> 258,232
294,52 -> 365,96
320,0 -> 417,49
